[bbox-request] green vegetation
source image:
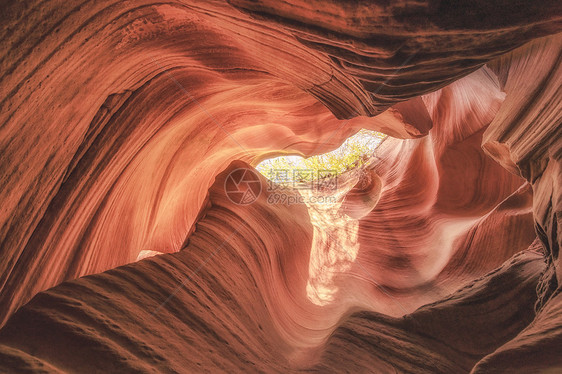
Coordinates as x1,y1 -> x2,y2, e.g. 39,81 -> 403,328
256,129 -> 385,183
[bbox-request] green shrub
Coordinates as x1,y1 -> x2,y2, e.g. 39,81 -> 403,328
256,129 -> 385,182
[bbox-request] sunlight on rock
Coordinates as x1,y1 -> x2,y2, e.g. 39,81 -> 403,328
257,129 -> 381,306
303,185 -> 360,306
0,1 -> 560,372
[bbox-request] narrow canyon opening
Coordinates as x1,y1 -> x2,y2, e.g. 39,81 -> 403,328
0,1 -> 561,373
255,130 -> 389,307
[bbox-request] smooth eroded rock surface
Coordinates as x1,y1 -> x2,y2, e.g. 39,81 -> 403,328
0,0 -> 561,372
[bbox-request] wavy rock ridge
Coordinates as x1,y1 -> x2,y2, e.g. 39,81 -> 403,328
0,0 -> 561,372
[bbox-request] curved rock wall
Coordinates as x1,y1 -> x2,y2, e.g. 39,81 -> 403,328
0,162 -> 547,372
0,0 -> 561,372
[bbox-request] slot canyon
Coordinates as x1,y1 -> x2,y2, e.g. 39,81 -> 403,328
0,1 -> 561,372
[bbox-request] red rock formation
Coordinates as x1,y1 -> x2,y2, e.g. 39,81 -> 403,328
0,0 -> 561,372
0,164 -> 548,372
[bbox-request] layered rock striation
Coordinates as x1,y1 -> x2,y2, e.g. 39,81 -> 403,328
0,0 -> 561,372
